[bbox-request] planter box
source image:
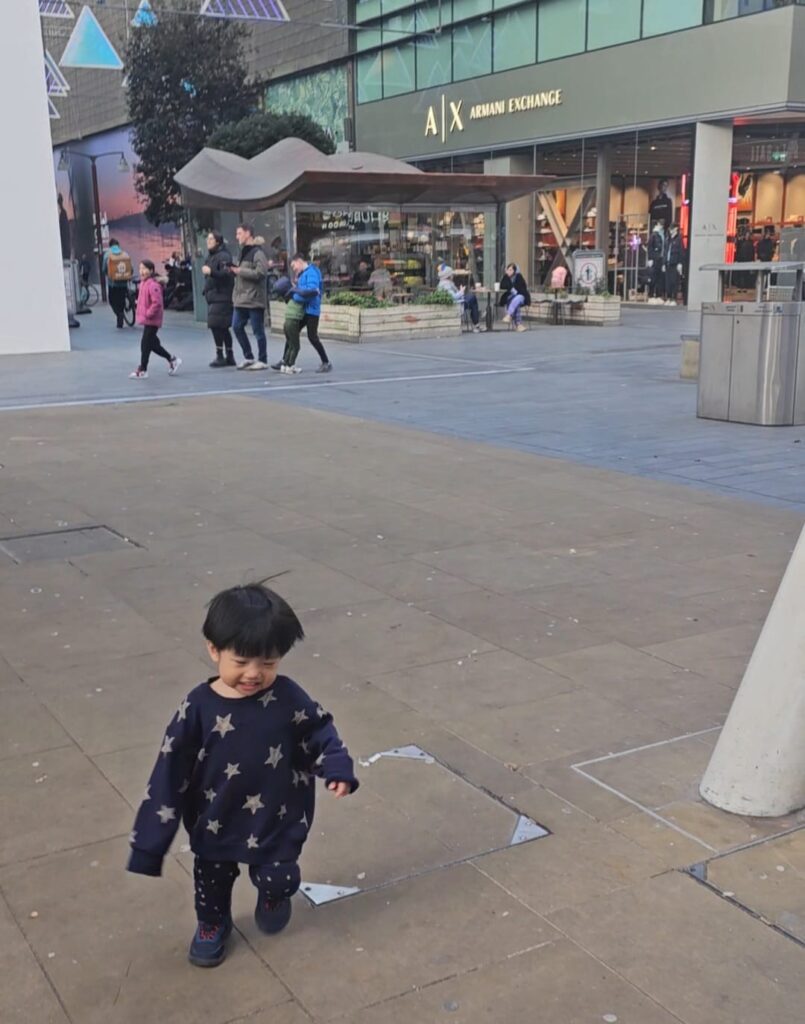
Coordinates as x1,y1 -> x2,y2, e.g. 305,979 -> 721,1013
272,304 -> 461,343
526,294 -> 622,326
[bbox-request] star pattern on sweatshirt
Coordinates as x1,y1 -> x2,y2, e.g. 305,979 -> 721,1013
292,769 -> 311,788
246,834 -> 259,849
179,778 -> 190,794
243,793 -> 265,816
143,784 -> 151,802
213,713 -> 235,738
204,788 -> 216,803
224,762 -> 241,780
258,690 -> 277,707
316,704 -> 326,718
156,805 -> 175,824
197,748 -> 208,762
160,735 -> 174,756
206,819 -> 222,835
176,698 -> 190,722
277,804 -> 287,819
264,744 -> 283,769
292,709 -> 309,726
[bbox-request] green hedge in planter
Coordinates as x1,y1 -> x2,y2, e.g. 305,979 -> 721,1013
326,292 -> 390,309
419,289 -> 457,306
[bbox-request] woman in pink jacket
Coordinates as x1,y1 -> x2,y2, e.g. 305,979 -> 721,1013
130,260 -> 181,379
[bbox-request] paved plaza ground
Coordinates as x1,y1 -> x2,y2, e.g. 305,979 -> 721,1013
2,308 -> 805,1023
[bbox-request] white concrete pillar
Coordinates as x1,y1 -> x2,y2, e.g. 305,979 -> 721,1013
485,154 -> 534,285
700,523 -> 805,817
686,122 -> 734,312
0,1 -> 70,354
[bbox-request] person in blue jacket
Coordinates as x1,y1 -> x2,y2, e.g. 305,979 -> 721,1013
127,582 -> 358,968
272,252 -> 332,374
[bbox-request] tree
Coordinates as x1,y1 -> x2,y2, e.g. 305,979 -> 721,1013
207,111 -> 337,159
126,11 -> 255,225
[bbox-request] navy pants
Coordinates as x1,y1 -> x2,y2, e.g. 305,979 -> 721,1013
231,307 -> 267,363
194,856 -> 301,925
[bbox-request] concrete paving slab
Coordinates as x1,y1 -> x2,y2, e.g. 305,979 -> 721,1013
0,896 -> 70,1024
347,939 -> 681,1024
0,690 -> 73,761
234,863 -> 556,1021
707,835 -> 805,942
550,872 -> 805,1024
0,745 -> 133,866
474,819 -> 665,916
370,648 -> 578,720
0,838 -> 290,1024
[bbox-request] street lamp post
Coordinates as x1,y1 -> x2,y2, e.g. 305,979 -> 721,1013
57,149 -> 129,303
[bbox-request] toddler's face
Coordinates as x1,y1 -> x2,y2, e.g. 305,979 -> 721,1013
206,644 -> 281,698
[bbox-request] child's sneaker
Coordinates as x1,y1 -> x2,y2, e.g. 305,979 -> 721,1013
281,364 -> 302,375
188,917 -> 232,968
168,356 -> 182,376
255,896 -> 292,935
129,369 -> 148,379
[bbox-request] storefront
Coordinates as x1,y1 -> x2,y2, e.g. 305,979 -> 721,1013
175,138 -> 540,313
353,1 -> 805,309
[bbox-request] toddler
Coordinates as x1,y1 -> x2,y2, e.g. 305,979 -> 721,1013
127,583 -> 358,967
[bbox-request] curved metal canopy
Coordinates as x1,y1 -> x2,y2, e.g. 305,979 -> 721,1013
175,137 -> 550,209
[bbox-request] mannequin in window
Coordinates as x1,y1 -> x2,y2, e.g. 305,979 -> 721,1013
647,222 -> 666,303
756,226 -> 776,264
665,224 -> 685,306
649,180 -> 673,234
735,229 -> 756,290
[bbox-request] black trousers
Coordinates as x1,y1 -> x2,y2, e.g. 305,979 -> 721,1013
649,264 -> 666,299
302,315 -> 329,364
211,326 -> 233,355
666,266 -> 680,303
109,287 -> 127,327
139,325 -> 172,371
193,857 -> 301,925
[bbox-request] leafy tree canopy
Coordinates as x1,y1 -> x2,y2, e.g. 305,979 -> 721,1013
207,111 -> 337,159
126,11 -> 255,225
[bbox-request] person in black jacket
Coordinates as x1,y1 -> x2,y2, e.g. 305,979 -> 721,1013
202,232 -> 235,367
499,263 -> 531,331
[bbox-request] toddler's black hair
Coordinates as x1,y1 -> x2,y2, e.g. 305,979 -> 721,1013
202,583 -> 304,658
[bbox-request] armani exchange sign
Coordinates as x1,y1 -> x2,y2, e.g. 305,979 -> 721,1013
424,89 -> 564,142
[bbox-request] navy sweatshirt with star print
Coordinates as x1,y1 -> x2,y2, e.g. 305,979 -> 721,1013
127,676 -> 358,876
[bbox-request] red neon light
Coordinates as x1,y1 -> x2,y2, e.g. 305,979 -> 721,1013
680,173 -> 690,245
725,172 -> 740,263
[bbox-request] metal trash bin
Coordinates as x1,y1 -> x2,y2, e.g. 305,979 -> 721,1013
697,263 -> 805,426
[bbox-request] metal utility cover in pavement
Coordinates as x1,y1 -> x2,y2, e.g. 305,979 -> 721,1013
300,745 -> 549,906
0,526 -> 133,563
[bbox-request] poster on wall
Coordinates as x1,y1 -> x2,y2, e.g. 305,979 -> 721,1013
53,126 -> 181,282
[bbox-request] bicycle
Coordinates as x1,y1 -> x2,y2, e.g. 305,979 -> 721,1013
122,279 -> 139,327
79,281 -> 100,307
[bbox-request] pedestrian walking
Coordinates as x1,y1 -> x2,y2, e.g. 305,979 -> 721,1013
499,263 -> 530,332
129,260 -> 181,380
103,237 -> 133,329
271,276 -> 306,375
127,582 -> 358,968
272,253 -> 331,374
231,223 -> 269,370
202,231 -> 235,367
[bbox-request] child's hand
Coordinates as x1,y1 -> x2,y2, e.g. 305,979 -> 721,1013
328,781 -> 352,798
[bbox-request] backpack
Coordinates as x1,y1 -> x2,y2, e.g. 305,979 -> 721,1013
107,251 -> 133,283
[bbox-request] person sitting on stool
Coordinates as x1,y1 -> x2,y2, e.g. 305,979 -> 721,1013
499,263 -> 530,331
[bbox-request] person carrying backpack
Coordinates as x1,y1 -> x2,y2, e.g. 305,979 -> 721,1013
103,238 -> 133,329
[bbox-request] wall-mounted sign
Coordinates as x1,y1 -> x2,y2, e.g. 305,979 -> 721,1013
424,89 -> 563,141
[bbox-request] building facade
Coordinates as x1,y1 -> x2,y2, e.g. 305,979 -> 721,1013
352,0 -> 805,307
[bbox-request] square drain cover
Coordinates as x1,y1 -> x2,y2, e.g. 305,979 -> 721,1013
0,526 -> 133,563
299,745 -> 549,905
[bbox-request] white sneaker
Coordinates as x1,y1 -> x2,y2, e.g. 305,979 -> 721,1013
516,324 -> 527,332
502,314 -> 512,324
281,364 -> 302,374
129,369 -> 148,379
168,356 -> 182,376
246,360 -> 268,371
237,359 -> 255,370
473,325 -> 481,333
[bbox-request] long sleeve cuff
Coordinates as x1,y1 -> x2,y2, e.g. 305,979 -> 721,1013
127,848 -> 164,877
